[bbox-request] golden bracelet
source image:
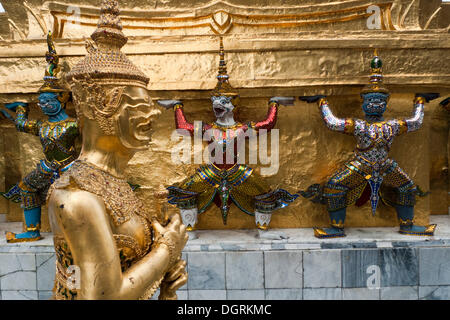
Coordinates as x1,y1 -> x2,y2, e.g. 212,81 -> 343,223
318,98 -> 328,107
414,96 -> 425,104
154,233 -> 179,267
268,101 -> 279,108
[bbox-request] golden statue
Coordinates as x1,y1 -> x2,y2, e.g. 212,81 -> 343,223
46,0 -> 188,300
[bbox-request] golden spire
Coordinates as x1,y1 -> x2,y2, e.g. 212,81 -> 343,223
217,37 -> 228,82
66,0 -> 149,87
91,0 -> 127,49
211,37 -> 238,98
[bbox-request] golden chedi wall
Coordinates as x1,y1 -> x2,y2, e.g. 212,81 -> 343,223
0,0 -> 449,231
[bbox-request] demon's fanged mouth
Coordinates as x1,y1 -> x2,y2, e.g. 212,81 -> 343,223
214,106 -> 226,116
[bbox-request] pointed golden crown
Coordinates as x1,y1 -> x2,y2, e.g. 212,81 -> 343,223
361,49 -> 389,95
66,0 -> 149,87
39,31 -> 66,94
211,37 -> 238,98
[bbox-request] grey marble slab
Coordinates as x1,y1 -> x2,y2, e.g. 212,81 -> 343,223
0,216 -> 448,301
342,288 -> 380,300
225,252 -> 264,289
180,252 -> 188,290
227,289 -> 265,300
36,253 -> 56,291
419,247 -> 450,286
379,248 -> 419,287
342,249 -> 378,288
187,252 -> 225,290
264,251 -> 302,289
38,290 -> 53,300
1,290 -> 38,300
265,289 -> 303,300
189,290 -> 227,300
303,288 -> 342,300
1,271 -> 36,290
304,250 -> 341,288
321,242 -> 378,249
0,253 -> 35,276
381,286 -> 418,300
177,290 -> 188,300
343,248 -> 419,288
419,286 -> 450,300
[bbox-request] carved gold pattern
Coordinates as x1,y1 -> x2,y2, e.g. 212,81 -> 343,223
50,160 -> 146,226
153,232 -> 180,268
71,78 -> 125,135
49,1 -> 396,38
53,232 -> 163,300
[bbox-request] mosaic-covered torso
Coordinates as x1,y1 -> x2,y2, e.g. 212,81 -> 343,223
353,119 -> 405,167
39,120 -> 78,163
16,105 -> 79,169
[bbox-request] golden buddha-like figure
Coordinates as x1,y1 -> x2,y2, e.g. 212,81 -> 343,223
46,0 -> 188,300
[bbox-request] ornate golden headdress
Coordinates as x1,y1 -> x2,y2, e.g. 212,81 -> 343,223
66,0 -> 150,135
211,37 -> 239,105
361,49 -> 390,96
39,31 -> 70,103
66,0 -> 149,87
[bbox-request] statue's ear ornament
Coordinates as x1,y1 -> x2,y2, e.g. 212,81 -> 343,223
71,75 -> 125,135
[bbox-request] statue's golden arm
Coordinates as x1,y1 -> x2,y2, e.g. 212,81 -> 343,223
49,188 -> 171,300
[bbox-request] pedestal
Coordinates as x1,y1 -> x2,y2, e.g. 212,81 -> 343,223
0,216 -> 449,300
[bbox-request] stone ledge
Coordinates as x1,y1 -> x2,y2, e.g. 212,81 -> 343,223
183,216 -> 450,252
0,215 -> 449,300
0,216 -> 449,252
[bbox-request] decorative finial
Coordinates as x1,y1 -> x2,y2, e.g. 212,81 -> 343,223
217,37 -> 229,82
39,31 -> 66,94
211,37 -> 238,98
361,49 -> 389,95
66,0 -> 149,87
91,0 -> 127,49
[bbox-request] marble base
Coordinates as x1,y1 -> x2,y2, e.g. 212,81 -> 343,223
0,216 -> 449,300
